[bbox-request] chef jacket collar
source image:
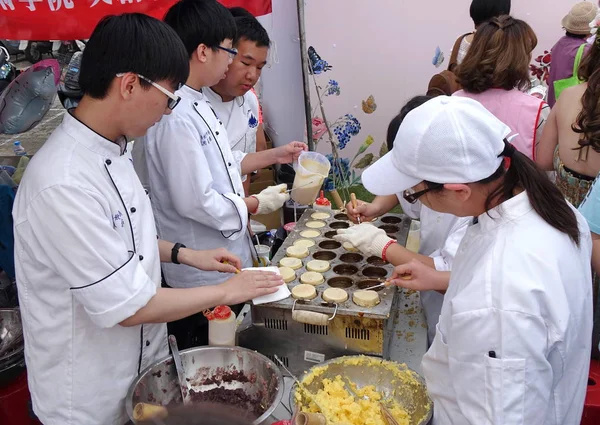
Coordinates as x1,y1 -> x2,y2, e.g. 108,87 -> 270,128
180,84 -> 205,101
475,191 -> 533,233
63,110 -> 128,157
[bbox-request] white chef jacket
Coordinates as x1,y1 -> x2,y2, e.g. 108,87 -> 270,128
398,195 -> 470,344
204,87 -> 260,154
133,85 -> 253,287
422,191 -> 593,425
12,112 -> 167,425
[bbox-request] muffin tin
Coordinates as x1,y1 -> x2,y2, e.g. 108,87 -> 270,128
267,208 -> 411,319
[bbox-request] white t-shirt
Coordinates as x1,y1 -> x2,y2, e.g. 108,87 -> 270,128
133,85 -> 253,287
423,191 -> 592,425
456,36 -> 471,66
13,112 -> 167,425
204,87 -> 260,154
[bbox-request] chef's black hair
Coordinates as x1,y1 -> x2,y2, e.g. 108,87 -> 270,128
425,143 -> 581,246
79,13 -> 189,99
232,15 -> 270,48
164,0 -> 237,57
386,95 -> 433,151
469,0 -> 511,27
229,6 -> 254,18
487,145 -> 580,245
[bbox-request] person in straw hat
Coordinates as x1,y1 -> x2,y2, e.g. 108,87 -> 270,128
548,1 -> 598,106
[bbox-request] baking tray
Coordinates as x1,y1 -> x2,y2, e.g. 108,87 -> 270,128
264,209 -> 411,319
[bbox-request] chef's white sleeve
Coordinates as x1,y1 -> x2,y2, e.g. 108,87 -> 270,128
23,185 -> 156,328
429,218 -> 470,271
231,149 -> 247,175
446,307 -> 552,425
152,118 -> 248,238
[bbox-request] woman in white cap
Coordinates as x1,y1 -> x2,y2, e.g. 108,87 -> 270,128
340,95 -> 471,347
358,96 -> 593,424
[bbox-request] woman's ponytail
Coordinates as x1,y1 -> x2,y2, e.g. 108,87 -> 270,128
484,140 -> 581,245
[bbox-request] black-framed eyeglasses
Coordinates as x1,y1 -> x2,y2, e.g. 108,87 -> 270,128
216,45 -> 238,59
403,183 -> 444,204
116,73 -> 181,110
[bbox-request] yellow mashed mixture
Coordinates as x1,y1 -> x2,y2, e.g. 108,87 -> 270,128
295,356 -> 427,425
301,375 -> 409,425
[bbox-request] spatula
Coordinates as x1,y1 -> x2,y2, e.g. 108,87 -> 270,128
168,334 -> 190,406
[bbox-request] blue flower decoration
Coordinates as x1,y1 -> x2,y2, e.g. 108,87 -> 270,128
248,114 -> 258,129
332,114 -> 361,150
326,79 -> 341,96
323,154 -> 350,191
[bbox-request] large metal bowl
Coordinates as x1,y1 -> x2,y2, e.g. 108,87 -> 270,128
0,308 -> 23,362
126,346 -> 284,424
291,356 -> 432,425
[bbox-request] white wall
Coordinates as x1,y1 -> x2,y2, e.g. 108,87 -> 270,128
259,0 -> 307,147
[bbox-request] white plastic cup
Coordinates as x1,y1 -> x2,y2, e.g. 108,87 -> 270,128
291,151 -> 331,205
255,244 -> 271,266
208,309 -> 236,347
406,220 -> 421,253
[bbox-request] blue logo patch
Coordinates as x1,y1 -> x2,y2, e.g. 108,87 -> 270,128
200,132 -> 212,146
113,211 -> 125,228
248,114 -> 258,129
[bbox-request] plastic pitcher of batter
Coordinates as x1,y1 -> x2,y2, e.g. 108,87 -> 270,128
291,151 -> 331,205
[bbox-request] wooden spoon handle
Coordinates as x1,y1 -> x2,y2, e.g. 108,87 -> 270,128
380,403 -> 400,425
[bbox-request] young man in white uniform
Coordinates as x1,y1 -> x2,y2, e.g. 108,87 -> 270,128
133,0 -> 306,348
205,10 -> 269,195
12,15 -> 283,425
341,96 -> 470,345
363,96 -> 593,424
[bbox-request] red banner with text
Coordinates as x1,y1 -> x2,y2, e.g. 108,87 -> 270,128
0,0 -> 272,40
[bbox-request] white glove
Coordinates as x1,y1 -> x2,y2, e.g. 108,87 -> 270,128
252,184 -> 290,215
333,223 -> 395,258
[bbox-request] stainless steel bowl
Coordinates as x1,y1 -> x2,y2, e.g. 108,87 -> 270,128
290,355 -> 432,425
0,308 -> 23,362
126,346 -> 284,424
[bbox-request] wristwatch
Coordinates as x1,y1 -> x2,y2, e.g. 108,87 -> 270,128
171,243 -> 186,264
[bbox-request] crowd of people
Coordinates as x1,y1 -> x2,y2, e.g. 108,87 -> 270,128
8,0 -> 600,424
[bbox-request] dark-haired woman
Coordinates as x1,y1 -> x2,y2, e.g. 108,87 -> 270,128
454,15 -> 549,160
449,0 -> 511,69
360,96 -> 592,424
537,20 -> 600,207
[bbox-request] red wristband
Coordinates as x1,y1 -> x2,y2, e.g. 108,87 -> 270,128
381,240 -> 395,262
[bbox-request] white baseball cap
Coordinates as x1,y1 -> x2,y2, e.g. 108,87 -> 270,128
362,96 -> 512,196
